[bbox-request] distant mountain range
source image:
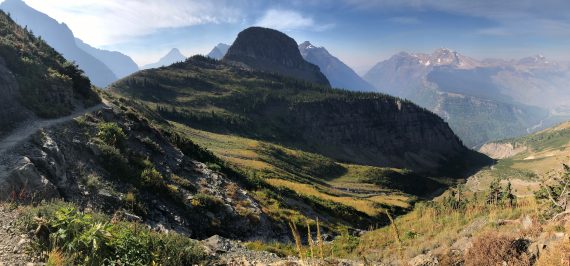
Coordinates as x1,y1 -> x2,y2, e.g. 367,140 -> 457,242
0,0 -> 139,87
142,48 -> 186,69
207,43 -> 230,60
75,38 -> 138,79
364,48 -> 570,147
298,41 -> 375,91
111,26 -> 489,175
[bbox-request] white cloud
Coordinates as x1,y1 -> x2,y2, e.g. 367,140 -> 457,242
343,0 -> 570,37
255,9 -> 334,32
22,0 -> 244,46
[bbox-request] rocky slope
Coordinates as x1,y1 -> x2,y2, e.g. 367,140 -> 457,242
0,95 -> 278,240
299,41 -> 374,91
111,55 -> 489,175
0,0 -> 118,87
223,27 -> 330,87
0,10 -> 99,136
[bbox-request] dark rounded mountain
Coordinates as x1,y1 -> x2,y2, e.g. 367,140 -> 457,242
223,27 -> 330,87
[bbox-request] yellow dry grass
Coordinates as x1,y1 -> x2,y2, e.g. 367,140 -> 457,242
266,178 -> 384,216
368,195 -> 410,209
356,196 -> 541,262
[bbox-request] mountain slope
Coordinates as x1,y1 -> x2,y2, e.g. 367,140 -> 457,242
207,43 -> 230,60
0,10 -> 99,136
142,48 -> 186,69
0,0 -> 117,87
223,27 -> 330,87
364,49 -> 556,147
75,38 -> 139,79
111,55 -> 488,176
299,41 -> 375,91
479,120 -> 570,175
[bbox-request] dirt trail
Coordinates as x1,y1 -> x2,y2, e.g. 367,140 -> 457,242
0,102 -> 107,264
0,103 -> 105,156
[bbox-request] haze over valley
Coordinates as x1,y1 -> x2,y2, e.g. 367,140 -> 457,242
0,0 -> 569,265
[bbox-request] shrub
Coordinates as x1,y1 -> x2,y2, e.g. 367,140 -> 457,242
139,136 -> 163,154
85,174 -> 103,191
97,122 -> 127,147
464,232 -> 532,266
140,167 -> 165,189
206,163 -> 222,172
191,193 -> 224,210
21,203 -> 206,265
170,174 -> 196,192
95,142 -> 133,181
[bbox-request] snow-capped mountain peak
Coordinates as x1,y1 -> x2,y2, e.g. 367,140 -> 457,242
299,41 -> 318,50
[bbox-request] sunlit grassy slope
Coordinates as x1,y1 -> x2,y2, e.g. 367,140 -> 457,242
470,120 -> 570,195
171,122 -> 426,217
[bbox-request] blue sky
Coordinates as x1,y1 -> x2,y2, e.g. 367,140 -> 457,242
14,0 -> 570,73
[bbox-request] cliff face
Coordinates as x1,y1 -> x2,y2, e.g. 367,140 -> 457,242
287,98 -> 467,172
223,27 -> 330,86
0,57 -> 28,136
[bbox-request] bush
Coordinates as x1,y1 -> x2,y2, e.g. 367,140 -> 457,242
21,203 -> 206,265
97,122 -> 127,147
140,167 -> 165,189
464,232 -> 532,266
95,142 -> 133,181
191,193 -> 224,210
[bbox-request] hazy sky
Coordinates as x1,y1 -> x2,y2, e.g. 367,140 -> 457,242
9,0 -> 570,73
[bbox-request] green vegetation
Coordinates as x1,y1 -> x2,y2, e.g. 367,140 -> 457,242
20,201 -> 206,265
110,55 -> 482,177
97,122 -> 126,147
171,124 -> 418,227
0,11 -> 99,117
112,55 -> 411,143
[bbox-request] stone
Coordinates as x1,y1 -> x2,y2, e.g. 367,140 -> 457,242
409,253 -> 439,266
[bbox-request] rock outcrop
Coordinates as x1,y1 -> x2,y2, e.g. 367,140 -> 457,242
223,27 -> 330,86
479,142 -> 527,159
0,57 -> 29,137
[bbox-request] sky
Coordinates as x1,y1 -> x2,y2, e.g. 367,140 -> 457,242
7,0 -> 570,74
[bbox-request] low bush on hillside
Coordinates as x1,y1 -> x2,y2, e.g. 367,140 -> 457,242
20,202 -> 206,265
464,232 -> 532,266
97,122 -> 127,147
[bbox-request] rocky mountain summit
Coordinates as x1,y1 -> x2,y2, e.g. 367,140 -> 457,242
223,27 -> 330,86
